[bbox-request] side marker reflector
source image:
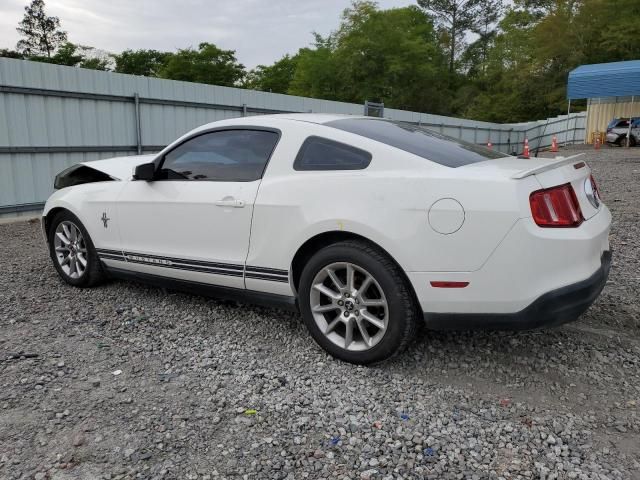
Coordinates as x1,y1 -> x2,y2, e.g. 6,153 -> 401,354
430,281 -> 469,288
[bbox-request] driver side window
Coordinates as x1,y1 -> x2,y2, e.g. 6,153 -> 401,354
159,129 -> 279,182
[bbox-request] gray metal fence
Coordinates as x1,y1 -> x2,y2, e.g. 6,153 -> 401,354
0,58 -> 586,216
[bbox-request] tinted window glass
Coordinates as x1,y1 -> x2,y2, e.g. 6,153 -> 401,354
160,129 -> 279,181
294,136 -> 372,171
607,118 -> 620,129
326,118 -> 507,168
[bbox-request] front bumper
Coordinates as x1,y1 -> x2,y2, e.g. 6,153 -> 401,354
423,250 -> 611,331
606,133 -> 622,144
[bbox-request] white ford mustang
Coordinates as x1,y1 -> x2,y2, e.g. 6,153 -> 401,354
43,114 -> 612,364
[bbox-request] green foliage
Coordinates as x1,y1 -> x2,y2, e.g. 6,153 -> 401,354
16,0 -> 67,57
158,43 -> 245,86
27,42 -> 110,70
461,0 -> 640,122
79,57 -> 110,71
45,42 -> 83,66
417,0 -> 487,72
290,3 -> 452,113
289,35 -> 341,100
113,49 -> 173,76
0,49 -> 25,59
245,54 -> 299,93
3,0 -> 639,123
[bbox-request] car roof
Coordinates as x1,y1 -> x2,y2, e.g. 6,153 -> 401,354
192,113 -> 369,132
276,113 -> 368,124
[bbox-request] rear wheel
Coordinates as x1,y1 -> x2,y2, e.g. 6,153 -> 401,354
48,210 -> 105,287
629,135 -> 637,147
299,240 -> 419,364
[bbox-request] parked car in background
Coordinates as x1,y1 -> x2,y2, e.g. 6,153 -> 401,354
42,114 -> 611,364
606,117 -> 639,146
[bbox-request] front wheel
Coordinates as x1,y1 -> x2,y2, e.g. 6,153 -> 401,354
48,210 -> 105,287
299,240 -> 420,364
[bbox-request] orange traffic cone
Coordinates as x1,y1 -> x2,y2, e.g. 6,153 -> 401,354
551,136 -> 558,153
522,137 -> 530,159
487,141 -> 493,150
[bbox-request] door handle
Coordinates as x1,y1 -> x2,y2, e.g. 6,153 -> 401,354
215,198 -> 245,208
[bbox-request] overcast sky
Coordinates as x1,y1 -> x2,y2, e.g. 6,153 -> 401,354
0,0 -> 416,68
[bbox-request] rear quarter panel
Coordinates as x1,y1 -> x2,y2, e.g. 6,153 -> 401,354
247,122 -> 532,287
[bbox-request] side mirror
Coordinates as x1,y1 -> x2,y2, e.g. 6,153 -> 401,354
133,162 -> 156,181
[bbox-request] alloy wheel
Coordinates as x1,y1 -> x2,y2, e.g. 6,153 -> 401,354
53,221 -> 88,279
309,262 -> 388,352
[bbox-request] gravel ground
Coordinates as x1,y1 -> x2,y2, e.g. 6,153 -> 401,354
1,145 -> 639,480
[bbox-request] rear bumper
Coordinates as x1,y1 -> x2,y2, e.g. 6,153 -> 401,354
423,250 -> 611,330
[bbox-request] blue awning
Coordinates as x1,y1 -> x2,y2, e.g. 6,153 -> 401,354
567,60 -> 640,100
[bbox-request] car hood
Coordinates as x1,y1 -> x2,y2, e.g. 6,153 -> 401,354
81,154 -> 157,180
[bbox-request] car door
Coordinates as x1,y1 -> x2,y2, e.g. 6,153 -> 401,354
115,128 -> 280,289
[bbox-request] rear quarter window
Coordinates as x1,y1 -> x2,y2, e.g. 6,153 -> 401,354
325,118 -> 507,168
294,136 -> 372,171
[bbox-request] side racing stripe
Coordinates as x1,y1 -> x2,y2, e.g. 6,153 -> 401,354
96,249 -> 289,283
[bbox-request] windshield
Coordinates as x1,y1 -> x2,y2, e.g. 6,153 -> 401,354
325,118 -> 508,168
608,119 -> 620,129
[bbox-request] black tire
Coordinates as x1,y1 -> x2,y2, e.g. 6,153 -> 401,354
47,210 -> 105,288
630,136 -> 637,147
618,136 -> 628,147
298,240 -> 420,364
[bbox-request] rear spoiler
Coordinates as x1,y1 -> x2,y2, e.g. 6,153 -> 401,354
511,153 -> 586,179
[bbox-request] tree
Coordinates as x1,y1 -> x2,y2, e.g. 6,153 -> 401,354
79,57 -> 110,71
245,54 -> 299,93
113,49 -> 173,76
289,35 -> 340,100
288,2 -> 452,113
469,0 -> 503,73
0,49 -> 25,59
35,41 -> 83,66
27,42 -> 112,70
332,3 -> 451,111
417,0 -> 484,73
158,42 -> 245,86
16,0 -> 67,57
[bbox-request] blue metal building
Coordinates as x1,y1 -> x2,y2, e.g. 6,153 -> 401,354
568,60 -> 640,143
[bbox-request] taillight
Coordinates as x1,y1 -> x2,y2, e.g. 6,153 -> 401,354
584,174 -> 601,208
529,183 -> 584,227
589,174 -> 601,199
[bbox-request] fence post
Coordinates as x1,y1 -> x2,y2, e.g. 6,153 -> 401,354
474,126 -> 478,144
564,100 -> 571,147
625,96 -> 635,148
134,93 -> 142,155
242,103 -> 247,117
